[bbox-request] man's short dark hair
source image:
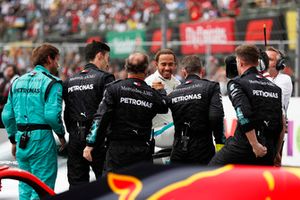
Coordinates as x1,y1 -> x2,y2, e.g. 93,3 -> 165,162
181,55 -> 202,74
31,43 -> 59,66
85,41 -> 110,62
125,52 -> 149,74
235,44 -> 259,66
154,48 -> 177,63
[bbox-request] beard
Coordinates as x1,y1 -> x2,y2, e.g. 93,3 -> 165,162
50,66 -> 59,77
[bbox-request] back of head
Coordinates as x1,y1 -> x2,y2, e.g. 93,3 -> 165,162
85,41 -> 110,62
154,48 -> 176,63
31,43 -> 59,66
235,44 -> 259,66
125,52 -> 149,74
181,55 -> 202,74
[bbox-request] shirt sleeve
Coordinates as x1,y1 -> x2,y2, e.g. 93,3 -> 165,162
209,83 -> 225,144
2,88 -> 17,144
44,82 -> 65,138
279,75 -> 293,116
86,86 -> 114,146
227,80 -> 254,134
62,80 -> 71,133
104,74 -> 115,87
152,89 -> 169,114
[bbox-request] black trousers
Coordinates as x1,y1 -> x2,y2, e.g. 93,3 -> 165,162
67,130 -> 106,189
170,137 -> 215,165
105,141 -> 152,173
208,136 -> 276,166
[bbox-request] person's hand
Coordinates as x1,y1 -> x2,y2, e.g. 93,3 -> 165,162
83,146 -> 94,162
58,137 -> 67,152
152,81 -> 164,90
274,152 -> 282,167
11,144 -> 16,159
252,142 -> 267,158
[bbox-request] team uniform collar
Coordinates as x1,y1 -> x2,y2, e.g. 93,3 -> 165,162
128,77 -> 146,87
154,70 -> 177,82
84,63 -> 100,71
35,65 -> 50,73
241,67 -> 258,77
185,74 -> 200,81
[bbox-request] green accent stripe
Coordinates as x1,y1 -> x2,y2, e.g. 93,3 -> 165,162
236,107 -> 249,125
154,122 -> 174,137
86,120 -> 100,144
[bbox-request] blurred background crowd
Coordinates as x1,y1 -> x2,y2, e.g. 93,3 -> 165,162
0,0 -> 242,41
0,0 -> 297,100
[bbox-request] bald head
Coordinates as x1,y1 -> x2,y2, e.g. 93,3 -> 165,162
125,52 -> 149,74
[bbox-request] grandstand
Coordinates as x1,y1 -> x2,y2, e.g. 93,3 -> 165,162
1,1 -> 300,199
0,1 -> 298,93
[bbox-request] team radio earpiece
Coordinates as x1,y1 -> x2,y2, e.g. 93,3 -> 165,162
276,50 -> 286,71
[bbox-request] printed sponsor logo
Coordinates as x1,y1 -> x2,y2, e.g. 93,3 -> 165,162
252,90 -> 279,98
108,173 -> 142,200
15,88 -> 40,93
120,97 -> 153,108
68,84 -> 94,93
107,165 -> 300,199
172,94 -> 202,103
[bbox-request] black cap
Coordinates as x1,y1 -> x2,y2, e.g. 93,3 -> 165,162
225,55 -> 238,79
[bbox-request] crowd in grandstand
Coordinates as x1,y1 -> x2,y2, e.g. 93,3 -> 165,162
0,0 -> 296,95
0,0 -> 243,42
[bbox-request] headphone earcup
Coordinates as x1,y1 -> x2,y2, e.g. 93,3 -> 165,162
276,57 -> 285,71
257,50 -> 269,73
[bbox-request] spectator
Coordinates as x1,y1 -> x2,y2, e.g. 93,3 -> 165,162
0,64 -> 19,127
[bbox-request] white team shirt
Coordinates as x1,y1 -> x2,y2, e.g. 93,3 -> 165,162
266,73 -> 292,116
145,70 -> 181,147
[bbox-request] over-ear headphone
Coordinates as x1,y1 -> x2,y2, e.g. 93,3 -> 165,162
276,50 -> 286,71
257,50 -> 269,73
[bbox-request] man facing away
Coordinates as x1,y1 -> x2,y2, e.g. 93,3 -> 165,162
63,41 -> 114,189
168,55 -> 225,165
2,43 -> 66,200
83,52 -> 168,172
209,44 -> 283,166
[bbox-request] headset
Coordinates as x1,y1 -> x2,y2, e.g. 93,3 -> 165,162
276,50 -> 286,71
257,49 -> 269,73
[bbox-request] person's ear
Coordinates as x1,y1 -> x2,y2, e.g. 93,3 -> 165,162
201,67 -> 206,77
199,68 -> 204,78
182,68 -> 188,78
47,55 -> 52,64
154,61 -> 159,69
239,59 -> 244,67
97,52 -> 103,60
